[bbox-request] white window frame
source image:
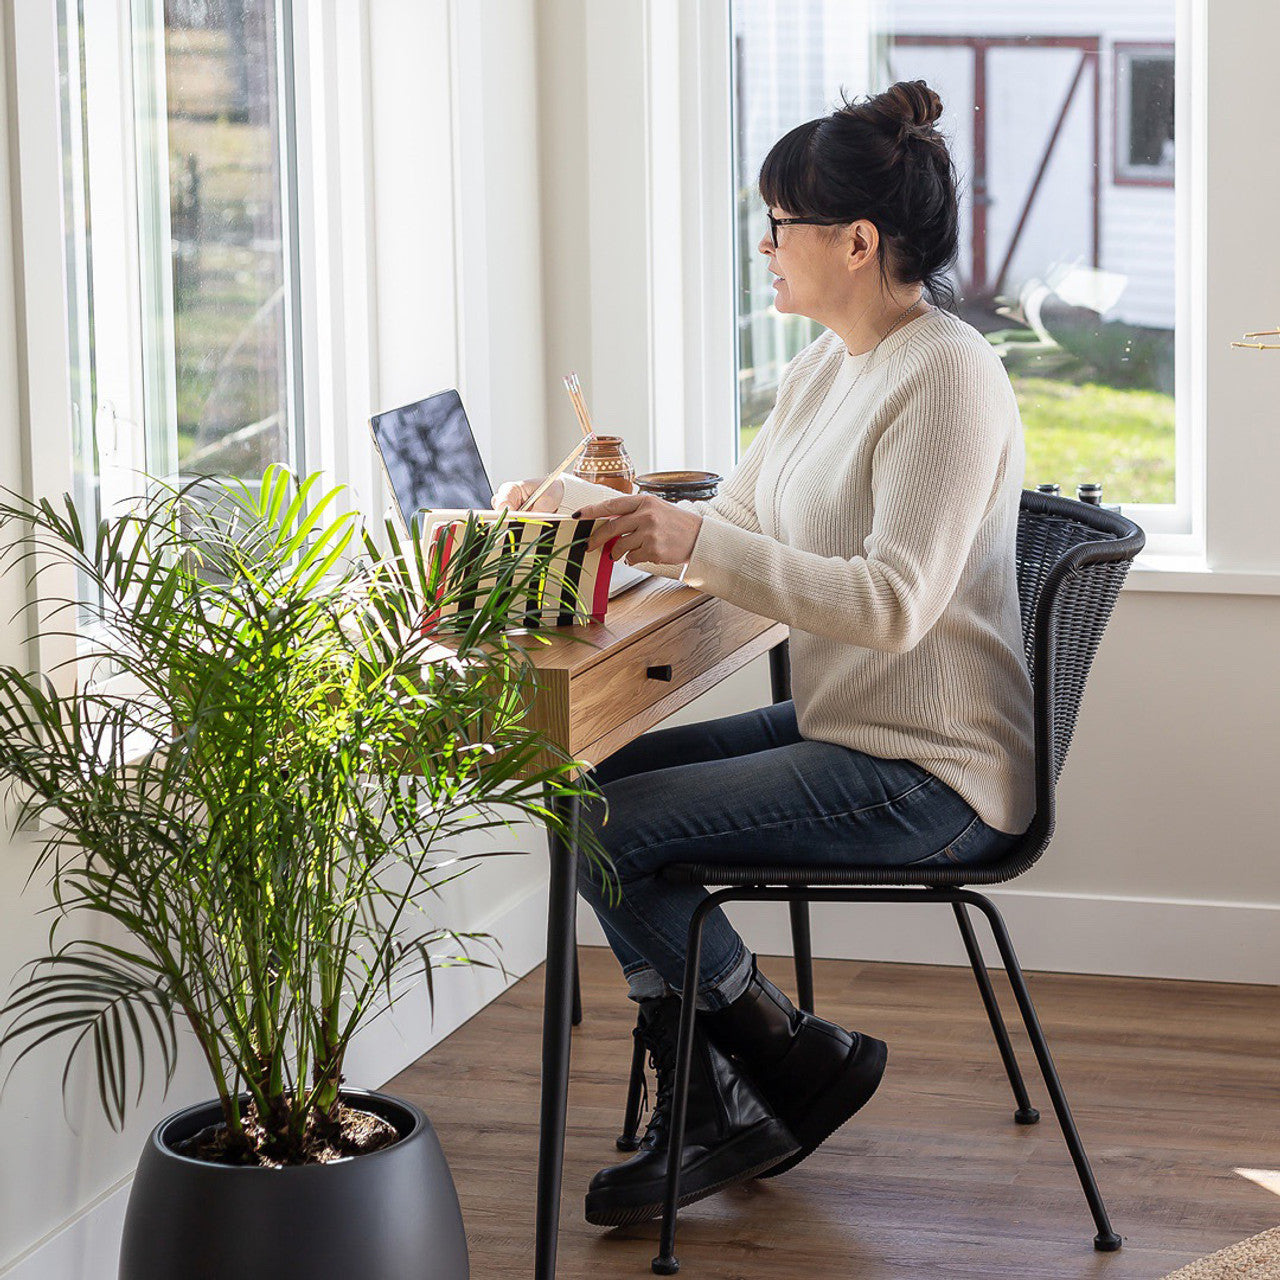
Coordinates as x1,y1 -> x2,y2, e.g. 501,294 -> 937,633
633,0 -> 1280,587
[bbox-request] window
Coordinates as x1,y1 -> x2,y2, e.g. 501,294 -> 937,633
15,0 -> 446,677
146,0 -> 304,482
55,0 -> 303,523
56,0 -> 100,540
730,2 -> 1181,523
1114,44 -> 1174,185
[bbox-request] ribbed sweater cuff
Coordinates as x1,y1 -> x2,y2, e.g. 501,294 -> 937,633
557,473 -> 619,515
684,514 -> 757,598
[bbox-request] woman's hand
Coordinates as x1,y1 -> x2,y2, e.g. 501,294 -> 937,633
491,477 -> 564,512
573,493 -> 704,565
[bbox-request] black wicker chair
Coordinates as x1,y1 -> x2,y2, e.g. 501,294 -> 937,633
624,491 -> 1145,1275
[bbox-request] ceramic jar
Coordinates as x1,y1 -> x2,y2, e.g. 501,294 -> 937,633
573,435 -> 635,494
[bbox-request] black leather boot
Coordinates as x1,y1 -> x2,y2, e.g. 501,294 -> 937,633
584,994 -> 799,1227
703,956 -> 888,1178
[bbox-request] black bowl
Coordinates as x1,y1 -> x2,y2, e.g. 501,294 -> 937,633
635,470 -> 722,502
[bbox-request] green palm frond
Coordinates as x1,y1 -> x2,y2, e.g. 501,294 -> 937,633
0,465 -> 608,1161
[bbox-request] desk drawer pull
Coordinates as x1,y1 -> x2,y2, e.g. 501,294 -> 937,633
646,664 -> 673,682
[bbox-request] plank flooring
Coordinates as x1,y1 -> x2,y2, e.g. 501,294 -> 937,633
386,946 -> 1280,1279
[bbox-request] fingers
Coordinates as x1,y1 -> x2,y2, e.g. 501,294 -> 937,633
586,512 -> 643,553
491,481 -> 527,510
493,478 -> 562,512
571,494 -> 645,522
578,495 -> 651,554
606,529 -> 647,562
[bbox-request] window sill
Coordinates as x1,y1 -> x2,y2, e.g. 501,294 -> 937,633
1126,555 -> 1280,596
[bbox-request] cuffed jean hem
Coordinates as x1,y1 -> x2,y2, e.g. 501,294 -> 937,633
622,962 -> 671,1003
622,940 -> 753,1012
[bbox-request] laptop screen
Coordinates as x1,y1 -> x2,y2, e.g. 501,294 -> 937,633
370,390 -> 493,525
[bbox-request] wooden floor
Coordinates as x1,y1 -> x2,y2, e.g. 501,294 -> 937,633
387,946 -> 1280,1279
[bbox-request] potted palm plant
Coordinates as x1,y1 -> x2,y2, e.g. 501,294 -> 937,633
0,468 -> 602,1279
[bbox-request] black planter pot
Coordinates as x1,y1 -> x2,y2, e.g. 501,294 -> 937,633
118,1089 -> 468,1280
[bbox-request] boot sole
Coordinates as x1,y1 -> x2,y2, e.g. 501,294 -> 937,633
584,1119 -> 798,1227
755,1034 -> 888,1180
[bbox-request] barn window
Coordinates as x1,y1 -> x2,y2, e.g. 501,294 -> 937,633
1114,43 -> 1175,185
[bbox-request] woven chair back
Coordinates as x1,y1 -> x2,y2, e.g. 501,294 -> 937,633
1015,492 -> 1145,824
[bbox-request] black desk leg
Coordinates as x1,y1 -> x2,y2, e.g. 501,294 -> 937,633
535,792 -> 579,1280
572,950 -> 582,1027
768,638 -> 791,703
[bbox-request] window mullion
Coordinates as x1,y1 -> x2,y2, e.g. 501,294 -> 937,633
128,0 -> 179,484
82,0 -> 148,508
10,0 -> 81,682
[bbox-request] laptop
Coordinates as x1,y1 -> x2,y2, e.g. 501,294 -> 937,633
369,390 -> 649,598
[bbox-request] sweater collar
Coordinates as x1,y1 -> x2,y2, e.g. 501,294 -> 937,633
837,305 -> 944,363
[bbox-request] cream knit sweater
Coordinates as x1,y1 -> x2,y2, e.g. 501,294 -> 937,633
557,307 -> 1036,834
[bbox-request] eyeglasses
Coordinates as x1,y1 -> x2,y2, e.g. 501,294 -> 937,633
766,210 -> 851,248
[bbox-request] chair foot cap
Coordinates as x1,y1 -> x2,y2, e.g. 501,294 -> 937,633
615,1135 -> 641,1152
1094,1232 -> 1123,1252
1014,1106 -> 1040,1125
652,1255 -> 680,1274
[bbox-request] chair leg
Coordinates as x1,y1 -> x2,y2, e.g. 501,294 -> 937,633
571,948 -> 582,1027
616,1014 -> 646,1152
967,893 -> 1123,1252
789,899 -> 815,1012
652,896 -> 718,1275
951,902 -> 1039,1124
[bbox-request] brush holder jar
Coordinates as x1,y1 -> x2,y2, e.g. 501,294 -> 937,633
573,435 -> 635,495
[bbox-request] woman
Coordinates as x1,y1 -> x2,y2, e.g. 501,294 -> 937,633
494,79 -> 1034,1227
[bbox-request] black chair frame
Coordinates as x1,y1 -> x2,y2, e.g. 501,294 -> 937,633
611,492 -> 1145,1275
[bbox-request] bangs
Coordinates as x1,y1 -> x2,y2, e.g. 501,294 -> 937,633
758,117 -> 825,216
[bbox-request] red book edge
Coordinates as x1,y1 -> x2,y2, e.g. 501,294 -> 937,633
591,538 -> 617,622
419,521 -> 456,633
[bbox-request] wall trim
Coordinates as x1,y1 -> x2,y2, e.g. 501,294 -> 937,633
0,876 -> 552,1280
577,885 -> 1280,987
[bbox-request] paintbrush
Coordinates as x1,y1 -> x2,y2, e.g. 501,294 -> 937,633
514,433 -> 594,512
563,374 -> 592,437
563,371 -> 598,437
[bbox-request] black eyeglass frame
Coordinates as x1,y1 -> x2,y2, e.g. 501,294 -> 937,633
767,210 -> 852,248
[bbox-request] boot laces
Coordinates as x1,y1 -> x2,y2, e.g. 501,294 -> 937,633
635,1012 -> 679,1144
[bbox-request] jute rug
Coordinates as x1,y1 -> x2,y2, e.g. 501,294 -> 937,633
1163,1227 -> 1280,1279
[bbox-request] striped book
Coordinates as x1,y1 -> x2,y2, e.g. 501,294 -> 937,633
421,510 -> 618,628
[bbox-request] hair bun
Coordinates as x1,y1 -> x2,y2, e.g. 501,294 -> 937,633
880,79 -> 942,129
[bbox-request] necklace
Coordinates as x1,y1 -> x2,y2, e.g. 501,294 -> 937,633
820,295 -> 926,434
839,294 -> 923,380
767,296 -> 927,532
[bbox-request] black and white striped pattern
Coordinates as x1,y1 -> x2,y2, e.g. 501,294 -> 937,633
425,512 -> 612,628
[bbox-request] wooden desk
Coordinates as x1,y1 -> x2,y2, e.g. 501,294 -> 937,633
522,576 -> 786,1279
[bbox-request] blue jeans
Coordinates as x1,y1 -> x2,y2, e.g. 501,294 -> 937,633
577,701 -> 1022,1011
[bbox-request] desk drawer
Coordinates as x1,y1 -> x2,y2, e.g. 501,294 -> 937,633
568,595 -> 774,751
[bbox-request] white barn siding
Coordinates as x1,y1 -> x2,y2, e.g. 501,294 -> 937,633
879,0 -> 1173,42
878,1 -> 1175,328
1103,188 -> 1176,327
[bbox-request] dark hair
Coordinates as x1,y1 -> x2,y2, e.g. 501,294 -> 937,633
758,80 -> 960,311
